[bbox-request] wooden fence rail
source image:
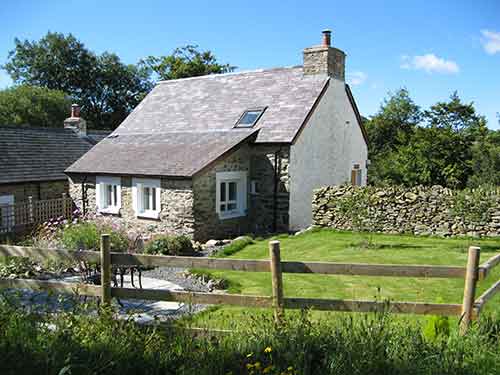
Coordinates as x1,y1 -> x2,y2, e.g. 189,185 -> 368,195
1,237 -> 500,334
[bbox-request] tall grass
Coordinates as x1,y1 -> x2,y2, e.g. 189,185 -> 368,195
0,294 -> 499,375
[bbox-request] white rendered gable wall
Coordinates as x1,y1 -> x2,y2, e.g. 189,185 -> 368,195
288,78 -> 368,230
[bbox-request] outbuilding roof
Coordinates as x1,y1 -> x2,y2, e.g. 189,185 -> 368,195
0,126 -> 101,184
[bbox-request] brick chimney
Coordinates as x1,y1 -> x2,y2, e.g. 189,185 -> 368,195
64,104 -> 87,136
303,29 -> 346,80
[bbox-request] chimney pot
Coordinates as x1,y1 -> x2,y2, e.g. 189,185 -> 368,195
71,104 -> 80,118
322,29 -> 332,47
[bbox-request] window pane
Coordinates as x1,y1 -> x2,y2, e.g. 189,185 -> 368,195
228,203 -> 237,211
220,204 -> 226,212
113,185 -> 118,206
106,185 -> 112,207
143,187 -> 150,211
220,182 -> 226,202
228,182 -> 237,201
152,187 -> 157,211
237,110 -> 262,127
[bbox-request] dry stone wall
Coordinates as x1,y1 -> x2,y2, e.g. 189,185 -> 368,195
313,185 -> 500,237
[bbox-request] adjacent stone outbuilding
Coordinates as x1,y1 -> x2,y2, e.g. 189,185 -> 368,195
66,30 -> 368,241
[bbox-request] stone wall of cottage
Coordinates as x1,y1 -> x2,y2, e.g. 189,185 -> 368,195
248,145 -> 290,234
68,175 -> 194,238
192,144 -> 252,241
0,180 -> 68,203
312,185 -> 500,237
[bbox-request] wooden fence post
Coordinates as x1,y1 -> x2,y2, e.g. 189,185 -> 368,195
100,234 -> 111,305
269,240 -> 284,324
460,246 -> 480,335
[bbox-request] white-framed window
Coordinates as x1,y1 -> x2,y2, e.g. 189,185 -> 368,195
216,171 -> 247,219
132,178 -> 161,219
96,176 -> 121,214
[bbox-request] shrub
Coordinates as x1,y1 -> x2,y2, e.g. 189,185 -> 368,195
1,297 -> 500,375
216,236 -> 254,257
144,234 -> 194,256
60,222 -> 129,252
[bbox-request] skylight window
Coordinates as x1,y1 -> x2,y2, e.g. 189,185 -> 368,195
235,108 -> 266,128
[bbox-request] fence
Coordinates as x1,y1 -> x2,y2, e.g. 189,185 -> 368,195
0,194 -> 73,234
0,236 -> 499,334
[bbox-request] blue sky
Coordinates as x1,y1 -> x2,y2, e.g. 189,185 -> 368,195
1,0 -> 499,128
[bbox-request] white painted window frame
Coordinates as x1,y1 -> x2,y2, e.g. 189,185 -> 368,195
132,178 -> 161,219
96,176 -> 121,214
216,171 -> 247,220
0,195 -> 14,232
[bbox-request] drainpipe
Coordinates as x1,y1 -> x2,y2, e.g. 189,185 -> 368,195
273,148 -> 282,233
81,176 -> 88,215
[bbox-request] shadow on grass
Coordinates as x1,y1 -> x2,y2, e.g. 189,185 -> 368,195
347,242 -> 429,251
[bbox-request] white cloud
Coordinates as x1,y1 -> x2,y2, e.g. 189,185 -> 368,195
481,29 -> 500,55
347,71 -> 367,86
400,54 -> 459,74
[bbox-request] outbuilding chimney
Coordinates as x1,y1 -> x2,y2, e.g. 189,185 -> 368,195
64,104 -> 87,136
303,29 -> 346,80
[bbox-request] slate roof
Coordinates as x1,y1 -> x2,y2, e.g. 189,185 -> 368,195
66,67 -> 330,177
117,66 -> 329,143
66,129 -> 259,177
0,126 -> 96,184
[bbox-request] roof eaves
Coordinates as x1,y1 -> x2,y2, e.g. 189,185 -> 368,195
345,84 -> 369,145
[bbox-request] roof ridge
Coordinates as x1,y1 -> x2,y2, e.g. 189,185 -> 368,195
156,65 -> 304,85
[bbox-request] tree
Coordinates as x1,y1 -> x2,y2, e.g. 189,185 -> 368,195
365,89 -> 422,185
141,45 -> 235,80
366,88 -> 422,155
366,91 -> 496,188
3,32 -> 152,129
0,85 -> 70,128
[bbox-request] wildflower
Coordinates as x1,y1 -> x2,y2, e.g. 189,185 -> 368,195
254,362 -> 261,369
246,352 -> 254,358
264,346 -> 272,353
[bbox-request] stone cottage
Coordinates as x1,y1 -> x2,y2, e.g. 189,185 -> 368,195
65,30 -> 368,241
0,105 -> 109,232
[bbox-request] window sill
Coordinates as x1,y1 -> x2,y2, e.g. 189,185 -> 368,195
98,207 -> 121,215
136,211 -> 161,220
218,211 -> 246,220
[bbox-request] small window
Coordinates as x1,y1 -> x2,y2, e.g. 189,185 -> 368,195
216,171 -> 247,219
133,178 -> 161,219
351,164 -> 363,187
96,176 -> 121,214
235,108 -> 265,128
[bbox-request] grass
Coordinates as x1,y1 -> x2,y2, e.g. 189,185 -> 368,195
189,229 -> 500,329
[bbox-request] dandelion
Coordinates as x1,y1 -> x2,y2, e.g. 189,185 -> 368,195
264,346 -> 272,353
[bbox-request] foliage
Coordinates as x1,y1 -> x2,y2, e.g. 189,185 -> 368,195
0,257 -> 37,279
215,236 -> 254,257
0,85 -> 70,127
143,234 -> 194,256
59,221 -> 129,252
141,44 -> 235,80
450,187 -> 498,223
366,90 -> 497,188
1,296 -> 500,375
3,32 -> 152,129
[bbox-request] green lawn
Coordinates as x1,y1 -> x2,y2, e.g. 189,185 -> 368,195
188,229 -> 500,329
